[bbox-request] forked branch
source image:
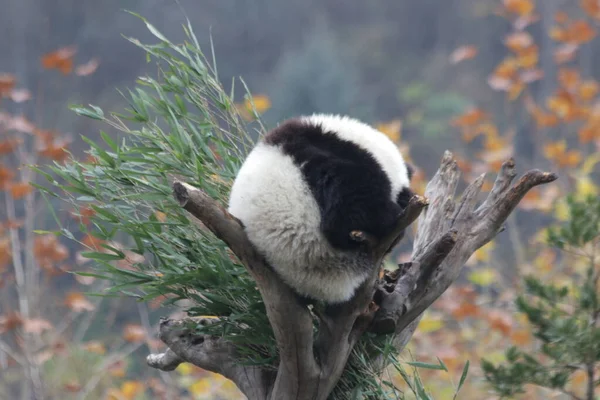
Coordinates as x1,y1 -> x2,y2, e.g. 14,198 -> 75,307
148,151 -> 557,400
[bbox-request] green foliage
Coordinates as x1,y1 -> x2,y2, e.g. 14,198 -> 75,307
397,82 -> 469,139
482,195 -> 600,398
41,15 -> 277,366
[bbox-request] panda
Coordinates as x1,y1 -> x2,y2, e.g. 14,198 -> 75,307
228,114 -> 414,304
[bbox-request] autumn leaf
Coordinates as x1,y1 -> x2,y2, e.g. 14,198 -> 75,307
7,115 -> 36,134
243,94 -> 271,114
558,68 -> 580,90
504,32 -> 534,53
9,88 -> 31,103
487,310 -> 513,335
451,108 -> 488,127
22,318 -> 53,334
64,292 -> 95,312
418,312 -> 445,333
550,20 -> 596,43
123,324 -> 146,342
0,74 -> 16,97
554,43 -> 579,64
41,46 -> 77,74
581,0 -> 600,20
9,182 -> 33,199
503,0 -> 535,16
38,139 -> 70,162
376,119 -> 403,142
83,341 -> 106,355
75,58 -> 100,76
468,268 -> 498,286
0,312 -> 23,333
34,234 -> 69,268
578,80 -> 599,101
0,138 -> 23,155
0,166 -> 14,189
450,45 -> 478,64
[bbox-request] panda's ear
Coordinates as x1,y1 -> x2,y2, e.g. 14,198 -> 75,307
406,163 -> 415,182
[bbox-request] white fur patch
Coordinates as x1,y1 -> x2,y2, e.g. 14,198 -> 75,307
228,143 -> 367,303
302,114 -> 410,199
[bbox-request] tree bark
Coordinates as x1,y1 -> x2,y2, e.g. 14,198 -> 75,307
147,151 -> 557,399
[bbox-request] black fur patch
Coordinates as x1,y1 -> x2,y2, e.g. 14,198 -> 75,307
265,118 -> 405,250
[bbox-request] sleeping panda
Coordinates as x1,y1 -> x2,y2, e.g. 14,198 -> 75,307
228,114 -> 413,304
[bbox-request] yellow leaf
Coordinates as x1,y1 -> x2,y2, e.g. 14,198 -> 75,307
244,94 -> 271,114
581,152 -> 600,174
554,199 -> 570,221
189,378 -> 212,396
176,363 -> 194,376
468,268 -> 497,286
418,312 -> 444,333
575,176 -> 598,199
120,381 -> 144,399
375,120 -> 402,142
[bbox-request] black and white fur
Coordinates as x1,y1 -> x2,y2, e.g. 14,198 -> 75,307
228,114 -> 413,304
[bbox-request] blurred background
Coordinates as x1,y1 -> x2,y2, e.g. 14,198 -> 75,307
1,0 -> 599,399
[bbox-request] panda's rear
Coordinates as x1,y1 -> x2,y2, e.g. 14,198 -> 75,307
228,114 -> 412,304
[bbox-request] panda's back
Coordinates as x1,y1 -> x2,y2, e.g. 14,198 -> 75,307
227,114 -> 409,303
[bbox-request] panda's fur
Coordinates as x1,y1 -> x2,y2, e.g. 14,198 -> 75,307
228,114 -> 413,304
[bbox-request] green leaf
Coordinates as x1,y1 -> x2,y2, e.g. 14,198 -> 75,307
70,104 -> 105,120
406,361 -> 447,371
80,251 -> 125,261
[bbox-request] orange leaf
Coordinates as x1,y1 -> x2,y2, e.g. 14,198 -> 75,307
0,165 -> 14,189
39,140 -> 69,162
515,45 -> 539,68
504,32 -> 534,53
75,58 -> 100,76
81,233 -> 104,249
510,329 -> 532,345
64,292 -> 95,312
554,43 -> 579,64
9,182 -> 33,199
41,46 -> 76,75
82,341 -> 106,355
451,303 -> 480,320
487,310 -> 513,335
451,108 -> 488,127
579,124 -> 600,143
503,0 -> 535,16
123,324 -> 146,343
578,80 -> 599,101
581,0 -> 600,20
551,20 -> 596,43
554,11 -> 570,24
558,68 -> 580,90
0,138 -> 22,155
508,80 -> 526,100
34,234 -> 69,268
450,45 -> 478,64
0,74 -> 16,97
0,312 -> 23,333
0,238 -> 12,270
543,140 -> 567,160
546,89 -> 577,119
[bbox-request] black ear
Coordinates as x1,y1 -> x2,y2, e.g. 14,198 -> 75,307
406,163 -> 415,182
396,186 -> 414,210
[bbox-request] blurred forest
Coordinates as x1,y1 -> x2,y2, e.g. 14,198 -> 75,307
1,0 -> 600,399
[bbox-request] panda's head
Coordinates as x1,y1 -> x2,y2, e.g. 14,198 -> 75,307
266,114 -> 415,251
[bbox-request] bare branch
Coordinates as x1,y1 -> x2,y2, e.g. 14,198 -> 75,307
147,318 -> 273,400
